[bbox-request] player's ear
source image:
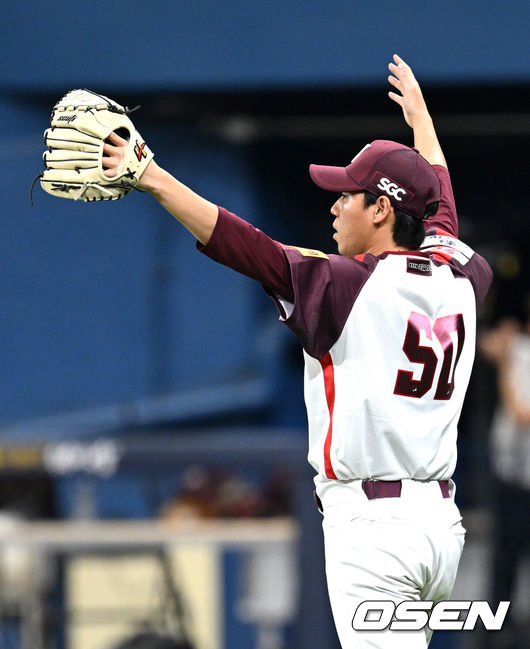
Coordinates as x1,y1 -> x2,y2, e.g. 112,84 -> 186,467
373,195 -> 392,224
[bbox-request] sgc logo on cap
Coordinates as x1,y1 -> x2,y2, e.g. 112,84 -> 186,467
376,177 -> 407,201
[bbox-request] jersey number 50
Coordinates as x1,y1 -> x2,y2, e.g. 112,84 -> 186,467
394,312 -> 465,400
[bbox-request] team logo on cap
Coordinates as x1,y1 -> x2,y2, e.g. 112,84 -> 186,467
376,177 -> 407,201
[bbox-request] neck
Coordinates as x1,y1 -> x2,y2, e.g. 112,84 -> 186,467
365,241 -> 408,256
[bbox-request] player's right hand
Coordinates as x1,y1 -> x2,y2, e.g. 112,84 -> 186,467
387,53 -> 430,128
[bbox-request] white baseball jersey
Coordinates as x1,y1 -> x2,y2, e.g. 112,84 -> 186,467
198,166 -> 492,486
279,242 -> 481,482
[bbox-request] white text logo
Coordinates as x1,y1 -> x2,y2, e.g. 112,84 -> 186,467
352,601 -> 510,631
376,177 -> 407,201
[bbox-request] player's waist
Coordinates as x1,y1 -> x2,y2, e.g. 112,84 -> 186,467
314,476 -> 456,513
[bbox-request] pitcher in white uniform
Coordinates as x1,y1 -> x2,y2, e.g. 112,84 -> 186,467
103,54 -> 493,648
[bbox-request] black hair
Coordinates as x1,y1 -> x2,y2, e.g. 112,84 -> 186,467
363,191 -> 439,250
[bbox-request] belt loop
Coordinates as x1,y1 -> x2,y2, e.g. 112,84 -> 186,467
362,479 -> 376,500
439,480 -> 450,498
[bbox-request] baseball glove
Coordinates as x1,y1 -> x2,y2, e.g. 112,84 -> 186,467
36,89 -> 154,202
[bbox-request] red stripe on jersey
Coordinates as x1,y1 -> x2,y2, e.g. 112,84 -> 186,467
320,352 -> 338,480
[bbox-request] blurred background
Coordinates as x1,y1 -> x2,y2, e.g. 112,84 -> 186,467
0,1 -> 529,649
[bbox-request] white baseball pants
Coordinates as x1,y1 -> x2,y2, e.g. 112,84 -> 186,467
317,478 -> 465,649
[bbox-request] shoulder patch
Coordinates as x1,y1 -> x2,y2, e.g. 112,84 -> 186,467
420,234 -> 474,266
288,246 -> 329,259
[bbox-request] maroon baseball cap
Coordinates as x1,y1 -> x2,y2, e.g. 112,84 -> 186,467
309,140 -> 441,220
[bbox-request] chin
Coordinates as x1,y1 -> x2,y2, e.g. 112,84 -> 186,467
338,244 -> 354,257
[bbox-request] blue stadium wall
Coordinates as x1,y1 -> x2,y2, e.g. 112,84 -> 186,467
1,0 -> 529,426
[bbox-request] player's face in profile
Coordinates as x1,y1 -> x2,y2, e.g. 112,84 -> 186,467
330,191 -> 374,257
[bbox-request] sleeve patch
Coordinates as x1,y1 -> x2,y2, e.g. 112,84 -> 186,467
420,234 -> 474,266
288,246 -> 329,259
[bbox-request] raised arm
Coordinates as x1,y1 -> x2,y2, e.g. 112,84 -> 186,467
387,54 -> 447,169
102,131 -> 293,298
388,54 -> 459,236
104,132 -> 218,245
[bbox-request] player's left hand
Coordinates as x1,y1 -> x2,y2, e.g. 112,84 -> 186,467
102,131 -> 128,178
38,89 -> 154,202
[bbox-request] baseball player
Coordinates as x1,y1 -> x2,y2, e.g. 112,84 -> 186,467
101,55 -> 493,648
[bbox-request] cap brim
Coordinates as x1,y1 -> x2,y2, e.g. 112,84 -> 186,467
309,164 -> 364,193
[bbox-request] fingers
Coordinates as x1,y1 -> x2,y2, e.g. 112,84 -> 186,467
387,91 -> 403,106
107,130 -> 128,146
103,131 -> 127,177
390,53 -> 408,71
387,74 -> 401,90
102,148 -> 120,177
386,54 -> 424,128
388,63 -> 405,84
103,156 -> 121,177
387,68 -> 404,103
388,53 -> 413,78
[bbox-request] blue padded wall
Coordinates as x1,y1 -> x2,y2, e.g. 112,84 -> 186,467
0,99 -> 261,425
1,1 -> 529,92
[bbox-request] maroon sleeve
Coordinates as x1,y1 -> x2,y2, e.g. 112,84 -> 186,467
463,253 -> 493,307
420,164 -> 492,308
441,252 -> 493,308
276,250 -> 376,359
197,206 -> 375,358
197,207 -> 294,301
425,165 -> 458,237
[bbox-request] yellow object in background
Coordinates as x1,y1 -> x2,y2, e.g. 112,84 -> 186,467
65,546 -> 221,649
